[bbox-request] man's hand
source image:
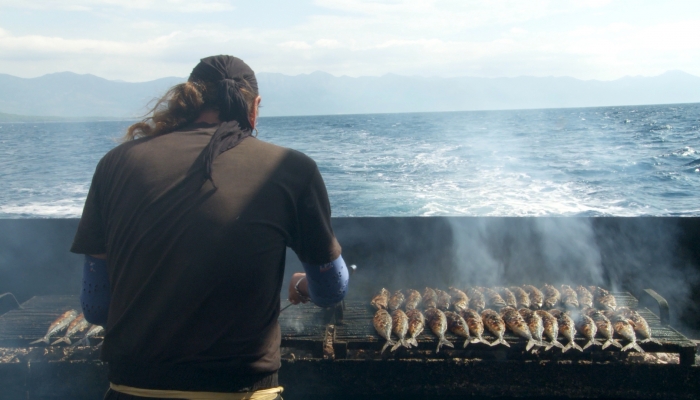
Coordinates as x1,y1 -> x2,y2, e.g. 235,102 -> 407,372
288,273 -> 310,305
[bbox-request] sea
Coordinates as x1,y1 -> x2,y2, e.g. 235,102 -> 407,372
1,103 -> 699,218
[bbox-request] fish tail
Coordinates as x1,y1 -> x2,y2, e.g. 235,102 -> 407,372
611,339 -> 623,348
69,338 -> 88,348
390,341 -> 402,352
525,339 -> 537,351
463,338 -> 469,348
639,338 -> 662,345
572,342 -> 584,352
582,340 -> 593,350
492,337 -> 510,348
621,341 -> 644,353
436,337 -> 454,353
50,337 -> 70,346
408,337 -> 418,347
601,339 -> 613,350
561,342 -> 572,353
381,340 -> 395,354
634,343 -> 645,353
480,338 -> 491,346
29,337 -> 49,345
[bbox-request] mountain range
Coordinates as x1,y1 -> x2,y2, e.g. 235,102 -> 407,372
1,70 -> 699,120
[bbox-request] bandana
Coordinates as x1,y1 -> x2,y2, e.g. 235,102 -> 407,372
188,55 -> 259,187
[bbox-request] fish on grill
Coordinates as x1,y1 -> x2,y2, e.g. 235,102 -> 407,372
518,308 -> 545,349
616,307 -> 661,345
448,287 -> 469,312
501,307 -> 540,351
522,285 -> 544,309
481,309 -> 510,347
556,311 -> 583,353
445,311 -> 471,348
575,285 -> 594,309
422,287 -> 438,309
373,309 -> 396,353
404,289 -> 423,311
461,309 -> 491,346
583,308 -> 621,349
495,287 -> 517,308
592,287 -> 617,311
51,313 -> 89,345
560,285 -> 579,310
388,290 -> 405,311
480,287 -> 507,309
390,309 -> 411,351
435,289 -> 452,311
424,308 -> 454,353
371,288 -> 390,310
70,324 -> 105,348
612,314 -> 644,353
541,284 -> 561,309
576,314 -> 602,350
30,310 -> 79,345
466,287 -> 486,312
535,310 -> 564,350
406,309 -> 425,347
509,286 -> 531,309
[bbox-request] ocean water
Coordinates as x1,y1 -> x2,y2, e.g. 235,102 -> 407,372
1,104 -> 699,218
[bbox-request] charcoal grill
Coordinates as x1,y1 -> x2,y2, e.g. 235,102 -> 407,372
1,293 -> 699,399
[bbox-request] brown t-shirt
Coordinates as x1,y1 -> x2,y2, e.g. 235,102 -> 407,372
71,122 -> 341,391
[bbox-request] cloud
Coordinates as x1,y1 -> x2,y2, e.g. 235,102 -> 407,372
0,0 -> 235,12
0,0 -> 699,81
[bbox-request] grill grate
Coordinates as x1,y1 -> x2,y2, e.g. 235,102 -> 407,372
1,293 -> 696,365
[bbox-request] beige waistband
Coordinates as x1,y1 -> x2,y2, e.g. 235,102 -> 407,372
109,383 -> 283,400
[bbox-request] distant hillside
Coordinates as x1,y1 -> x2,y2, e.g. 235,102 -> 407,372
1,70 -> 699,119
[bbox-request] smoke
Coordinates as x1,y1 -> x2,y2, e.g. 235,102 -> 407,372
447,217 -> 700,335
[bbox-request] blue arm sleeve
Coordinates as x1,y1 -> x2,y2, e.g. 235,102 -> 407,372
301,255 -> 349,308
80,255 -> 111,326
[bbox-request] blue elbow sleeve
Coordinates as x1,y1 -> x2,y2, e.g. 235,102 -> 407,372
80,255 -> 111,326
302,255 -> 349,307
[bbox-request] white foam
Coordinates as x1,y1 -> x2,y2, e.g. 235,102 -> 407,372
0,199 -> 85,218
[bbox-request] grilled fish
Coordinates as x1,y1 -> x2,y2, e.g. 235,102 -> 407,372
519,308 -> 545,348
404,289 -> 422,311
448,287 -> 469,312
422,287 -> 438,309
501,307 -> 539,351
541,284 -> 561,309
495,287 -> 517,308
480,287 -> 507,309
406,309 -> 425,347
535,310 -> 564,350
390,309 -> 411,351
30,310 -> 79,345
424,308 -> 454,353
70,324 -> 105,348
584,308 -> 621,349
616,307 -> 661,345
371,288 -> 390,310
373,309 -> 396,353
592,287 -> 617,311
509,286 -> 531,309
388,290 -> 405,311
612,314 -> 644,353
522,285 -> 544,309
51,313 -> 89,345
575,285 -> 594,309
435,289 -> 452,311
576,314 -> 602,350
481,309 -> 510,347
445,311 -> 471,348
560,285 -> 579,310
466,287 -> 486,312
557,311 -> 583,353
461,309 -> 491,346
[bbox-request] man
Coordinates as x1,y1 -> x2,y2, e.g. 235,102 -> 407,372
72,55 -> 349,399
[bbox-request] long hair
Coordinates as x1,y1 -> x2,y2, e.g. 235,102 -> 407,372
124,79 -> 258,142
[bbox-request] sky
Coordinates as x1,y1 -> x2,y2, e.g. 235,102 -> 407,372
0,0 -> 699,82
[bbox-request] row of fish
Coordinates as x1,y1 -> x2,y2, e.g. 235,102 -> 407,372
371,285 -> 618,313
372,304 -> 658,354
29,310 -> 104,347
